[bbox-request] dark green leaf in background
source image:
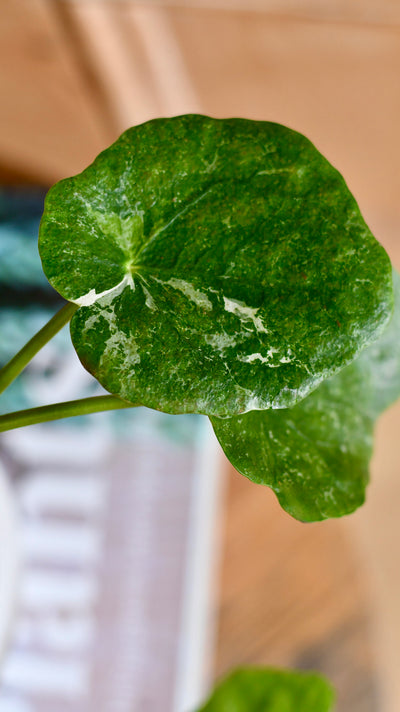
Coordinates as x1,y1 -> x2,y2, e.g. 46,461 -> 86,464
39,115 -> 392,416
195,668 -> 335,712
211,271 -> 400,522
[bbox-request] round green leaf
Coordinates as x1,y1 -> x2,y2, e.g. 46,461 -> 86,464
211,270 -> 400,521
39,115 -> 392,416
196,668 -> 335,712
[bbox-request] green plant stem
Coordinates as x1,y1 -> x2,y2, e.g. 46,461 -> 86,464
0,395 -> 135,432
0,301 -> 78,396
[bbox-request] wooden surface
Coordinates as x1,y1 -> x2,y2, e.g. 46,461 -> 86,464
0,0 -> 109,184
122,0 -> 400,25
1,2 -> 400,710
215,468 -> 379,712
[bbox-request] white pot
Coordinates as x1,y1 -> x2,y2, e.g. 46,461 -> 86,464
0,461 -> 19,661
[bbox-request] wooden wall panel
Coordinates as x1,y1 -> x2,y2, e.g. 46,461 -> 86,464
0,0 -> 112,184
121,0 -> 400,25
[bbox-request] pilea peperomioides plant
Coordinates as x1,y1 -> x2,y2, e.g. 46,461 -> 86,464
0,114 -> 399,709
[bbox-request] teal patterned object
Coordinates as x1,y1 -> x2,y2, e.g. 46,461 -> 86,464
0,189 -> 60,412
211,271 -> 400,521
39,115 -> 392,417
0,188 -> 50,290
196,668 -> 334,712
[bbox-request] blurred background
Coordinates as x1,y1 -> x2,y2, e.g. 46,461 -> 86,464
1,1 -> 400,711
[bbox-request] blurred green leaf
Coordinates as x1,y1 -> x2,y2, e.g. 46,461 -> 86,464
196,668 -> 335,711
